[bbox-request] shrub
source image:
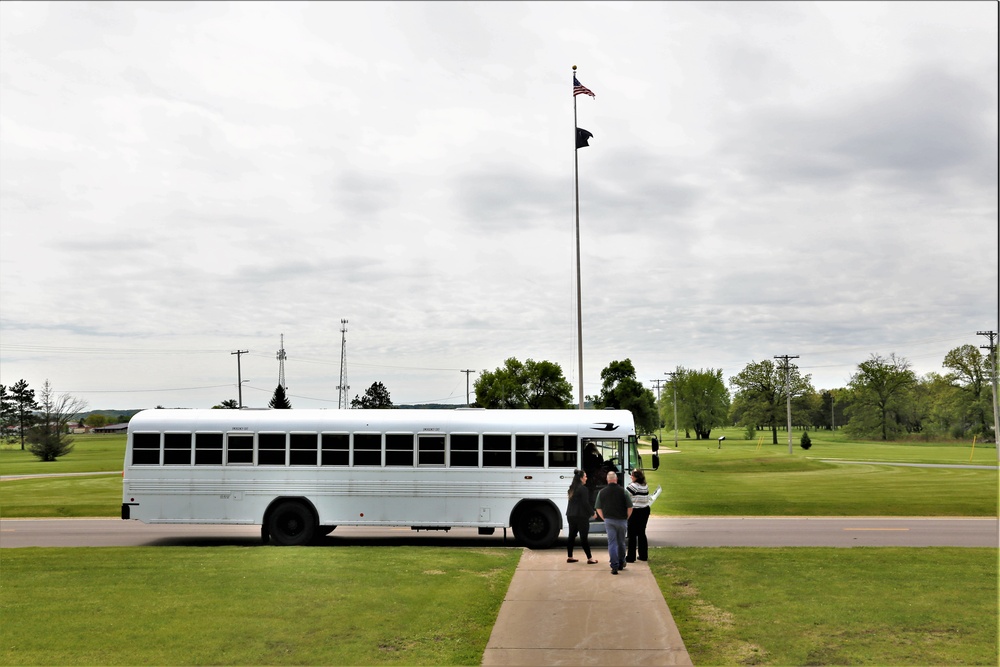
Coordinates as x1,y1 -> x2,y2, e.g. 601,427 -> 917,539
800,431 -> 812,450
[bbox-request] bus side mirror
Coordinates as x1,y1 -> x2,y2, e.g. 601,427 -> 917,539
651,436 -> 659,453
651,453 -> 659,470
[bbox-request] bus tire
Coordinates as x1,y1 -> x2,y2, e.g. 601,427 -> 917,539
512,503 -> 560,549
266,500 -> 316,546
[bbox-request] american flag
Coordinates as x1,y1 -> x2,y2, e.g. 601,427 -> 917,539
573,76 -> 595,97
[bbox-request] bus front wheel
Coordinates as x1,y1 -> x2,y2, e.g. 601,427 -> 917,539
513,504 -> 559,549
267,501 -> 316,546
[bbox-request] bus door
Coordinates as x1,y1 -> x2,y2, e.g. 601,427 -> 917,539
582,436 -> 623,512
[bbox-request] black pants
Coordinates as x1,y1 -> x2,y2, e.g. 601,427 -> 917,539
626,506 -> 650,561
566,516 -> 592,559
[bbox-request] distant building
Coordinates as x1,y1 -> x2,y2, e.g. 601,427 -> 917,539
93,423 -> 128,434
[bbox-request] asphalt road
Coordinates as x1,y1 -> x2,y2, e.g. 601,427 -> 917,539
1,516 -> 995,548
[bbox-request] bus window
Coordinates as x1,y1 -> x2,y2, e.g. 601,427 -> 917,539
132,433 -> 160,465
226,433 -> 252,465
547,435 -> 577,468
515,434 -> 544,467
418,435 -> 445,466
195,432 -> 223,465
386,434 -> 414,466
628,435 -> 642,471
353,433 -> 381,466
321,433 -> 348,466
163,433 -> 192,465
290,433 -> 318,466
483,434 -> 511,467
449,434 -> 478,466
582,438 -> 622,486
258,433 -> 287,466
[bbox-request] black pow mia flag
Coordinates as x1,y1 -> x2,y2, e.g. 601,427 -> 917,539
576,127 -> 593,149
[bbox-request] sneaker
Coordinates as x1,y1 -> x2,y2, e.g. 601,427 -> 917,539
619,561 -> 626,570
611,568 -> 618,575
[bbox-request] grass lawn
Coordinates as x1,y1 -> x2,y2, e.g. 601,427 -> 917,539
0,434 -> 126,476
0,546 -> 520,666
0,474 -> 121,517
652,547 -> 998,666
642,428 -> 998,517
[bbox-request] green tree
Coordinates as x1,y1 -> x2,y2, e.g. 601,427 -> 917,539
473,358 -> 572,409
213,399 -> 240,409
523,360 -> 574,409
351,381 -> 393,409
845,353 -> 916,441
942,345 -> 992,438
84,413 -> 109,428
661,367 -> 730,440
590,359 -> 658,433
269,384 -> 292,409
729,360 -> 813,444
0,384 -> 14,445
9,379 -> 38,450
26,380 -> 86,462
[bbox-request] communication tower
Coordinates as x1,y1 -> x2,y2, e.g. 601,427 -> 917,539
276,334 -> 287,389
337,320 -> 350,409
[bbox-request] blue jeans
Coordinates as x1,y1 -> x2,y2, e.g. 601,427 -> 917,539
604,518 -> 628,568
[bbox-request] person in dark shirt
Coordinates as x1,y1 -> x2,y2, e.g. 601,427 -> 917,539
565,469 -> 598,564
595,471 -> 632,574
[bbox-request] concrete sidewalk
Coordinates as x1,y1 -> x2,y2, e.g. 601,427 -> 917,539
482,549 -> 693,666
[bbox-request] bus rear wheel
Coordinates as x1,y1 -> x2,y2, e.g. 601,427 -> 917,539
267,501 -> 316,546
513,504 -> 559,549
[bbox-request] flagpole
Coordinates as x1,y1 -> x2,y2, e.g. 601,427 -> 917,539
573,65 -> 584,410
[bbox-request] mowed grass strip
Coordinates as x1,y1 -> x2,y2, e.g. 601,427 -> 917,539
0,546 -> 520,666
0,475 -> 122,517
651,547 -> 998,666
0,434 -> 126,476
644,431 -> 998,517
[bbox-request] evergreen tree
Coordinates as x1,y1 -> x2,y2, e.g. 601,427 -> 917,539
26,380 -> 86,462
269,384 -> 292,409
351,381 -> 393,409
9,379 -> 38,450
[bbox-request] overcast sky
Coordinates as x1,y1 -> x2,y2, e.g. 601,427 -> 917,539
1,1 -> 997,410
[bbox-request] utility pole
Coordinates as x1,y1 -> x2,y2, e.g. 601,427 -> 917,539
774,355 -> 799,454
231,349 -> 248,409
461,370 -> 476,407
977,330 -> 999,462
665,371 -> 679,449
337,320 -> 349,409
650,378 -> 666,443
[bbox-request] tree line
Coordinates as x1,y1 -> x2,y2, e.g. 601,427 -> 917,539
5,343 -> 993,463
469,345 -> 995,443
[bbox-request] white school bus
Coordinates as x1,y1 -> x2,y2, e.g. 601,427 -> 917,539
122,408 -> 641,548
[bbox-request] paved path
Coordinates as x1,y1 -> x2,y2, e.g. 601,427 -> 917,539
482,549 -> 692,666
